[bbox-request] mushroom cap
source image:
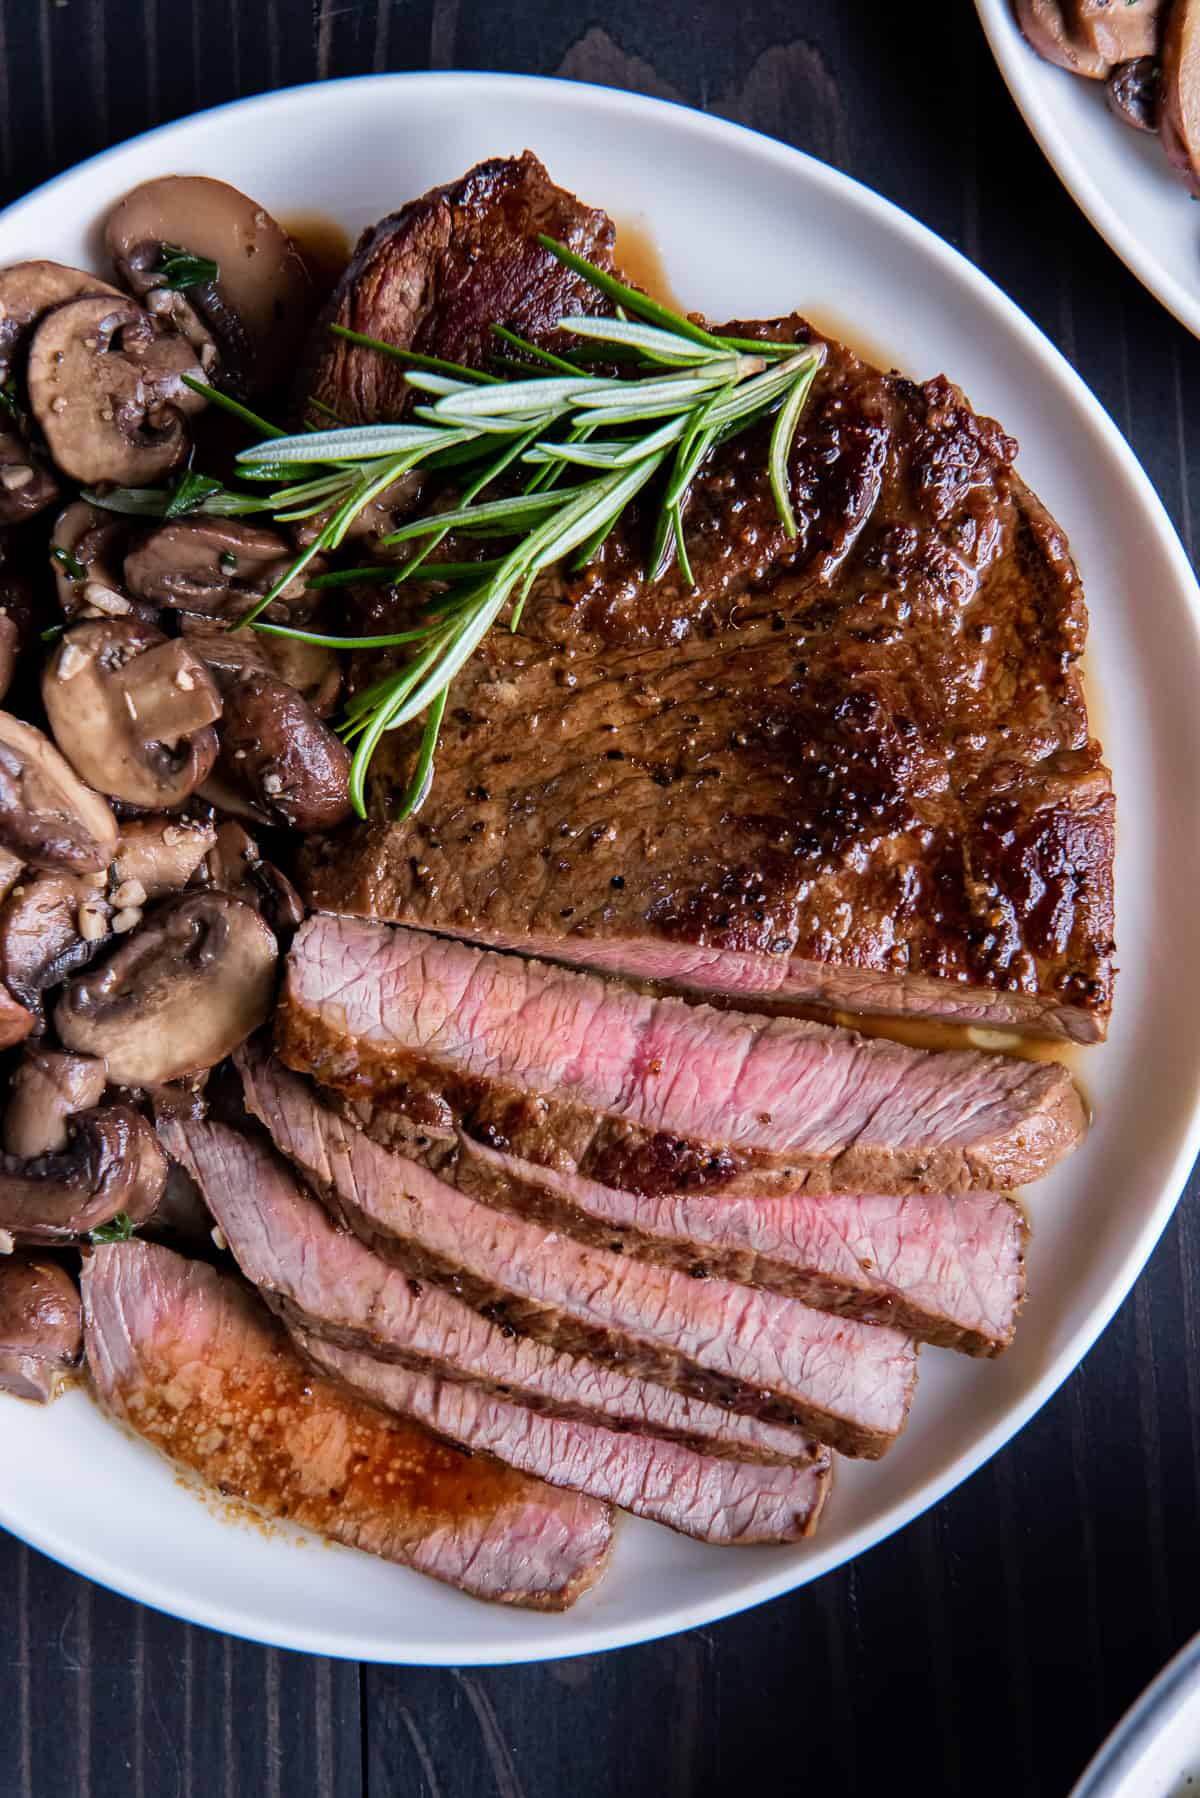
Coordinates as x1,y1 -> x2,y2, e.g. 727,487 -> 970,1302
0,870 -> 111,1021
205,819 -> 305,938
27,294 -> 205,485
124,517 -> 319,621
1106,55 -> 1161,131
105,176 -> 312,397
4,1048 -> 107,1157
0,1254 -> 82,1402
0,259 -> 123,382
55,890 -> 278,1086
0,1103 -> 167,1244
42,618 -> 222,810
0,710 -> 118,873
216,671 -> 352,831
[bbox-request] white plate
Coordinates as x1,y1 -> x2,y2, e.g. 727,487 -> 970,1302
2,71 -> 1199,1667
1071,1630 -> 1200,1796
976,0 -> 1200,337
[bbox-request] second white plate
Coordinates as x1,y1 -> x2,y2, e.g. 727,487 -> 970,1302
976,0 -> 1200,337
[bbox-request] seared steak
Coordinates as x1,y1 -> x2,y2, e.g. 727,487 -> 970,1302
277,916 -> 1084,1195
232,1057 -> 919,1455
299,151 -> 615,427
299,155 -> 1114,1043
167,1107 -> 822,1468
82,1240 -> 612,1610
294,1327 -> 831,1548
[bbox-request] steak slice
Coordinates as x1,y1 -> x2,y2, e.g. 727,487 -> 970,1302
165,1108 -> 821,1469
233,1056 -> 919,1455
294,1327 -> 831,1548
297,156 -> 1114,1044
82,1240 -> 611,1610
278,915 -> 1084,1195
345,1125 -> 1025,1356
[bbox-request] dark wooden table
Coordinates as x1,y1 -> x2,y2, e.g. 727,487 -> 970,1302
2,5 -> 1198,1794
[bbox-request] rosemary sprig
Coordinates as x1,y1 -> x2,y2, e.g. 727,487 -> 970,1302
82,237 -> 824,823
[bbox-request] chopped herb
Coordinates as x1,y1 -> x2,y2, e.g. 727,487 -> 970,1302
90,1211 -> 135,1243
219,550 -> 238,572
155,245 -> 220,291
49,544 -> 85,580
39,623 -> 63,644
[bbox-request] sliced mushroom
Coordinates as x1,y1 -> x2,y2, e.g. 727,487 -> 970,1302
0,260 -> 123,384
205,820 -> 304,938
55,891 -> 277,1086
0,871 -> 110,1021
111,814 -> 216,900
1106,55 -> 1161,128
180,613 -> 341,715
105,176 -> 312,397
1016,0 -> 1111,74
0,612 -> 15,706
216,672 -> 352,831
27,295 -> 205,485
0,1104 -> 166,1244
1163,0 -> 1200,193
1074,0 -> 1162,67
50,499 -> 147,623
0,428 -> 58,525
0,1255 -> 82,1402
124,518 -> 320,622
42,619 -> 222,810
0,712 -> 118,873
4,1049 -> 107,1157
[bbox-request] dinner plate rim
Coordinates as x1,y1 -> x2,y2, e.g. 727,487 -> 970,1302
973,0 -> 1200,340
1,67 -> 1198,1666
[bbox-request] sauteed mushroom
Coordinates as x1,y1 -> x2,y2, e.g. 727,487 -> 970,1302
0,259 -> 123,383
180,614 -> 341,715
0,987 -> 33,1050
0,712 -> 118,873
55,891 -> 277,1086
124,517 -> 319,621
0,430 -> 58,526
42,620 -> 222,809
1106,56 -> 1161,130
110,814 -> 216,900
27,295 -> 205,485
105,176 -> 311,397
216,672 -> 352,831
0,1255 -> 82,1402
0,872 -> 110,1020
205,819 -> 304,937
50,499 -> 144,623
0,1104 -> 166,1244
4,1049 -> 107,1157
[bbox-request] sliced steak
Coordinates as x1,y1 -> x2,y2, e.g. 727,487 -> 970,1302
82,1239 -> 611,1610
295,1327 -> 831,1547
229,1061 -> 918,1455
278,915 -> 1084,1195
297,156 -> 1114,1044
166,1110 -> 820,1467
406,1133 -> 1026,1356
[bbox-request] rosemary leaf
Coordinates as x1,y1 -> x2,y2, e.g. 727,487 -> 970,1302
329,323 -> 500,384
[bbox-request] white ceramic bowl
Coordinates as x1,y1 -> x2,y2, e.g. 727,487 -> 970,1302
2,72 -> 1199,1666
976,0 -> 1200,337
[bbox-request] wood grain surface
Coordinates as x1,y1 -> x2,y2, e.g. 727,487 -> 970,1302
2,5 -> 1199,1794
